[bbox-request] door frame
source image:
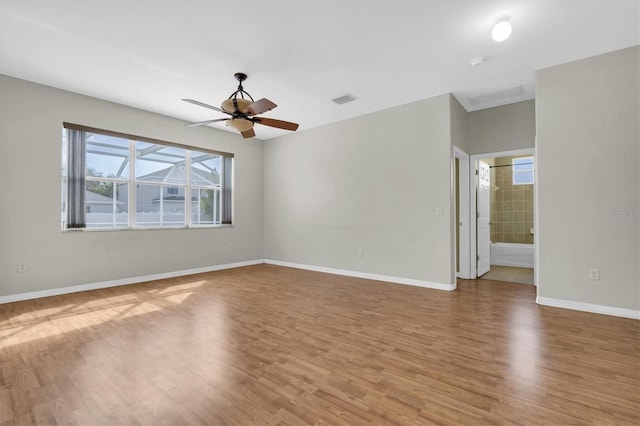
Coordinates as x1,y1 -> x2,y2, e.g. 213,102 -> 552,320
452,146 -> 472,279
469,148 -> 535,279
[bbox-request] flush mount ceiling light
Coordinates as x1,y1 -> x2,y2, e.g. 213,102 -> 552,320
491,17 -> 512,42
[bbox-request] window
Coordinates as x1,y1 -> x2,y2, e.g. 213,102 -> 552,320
62,123 -> 233,230
512,156 -> 534,185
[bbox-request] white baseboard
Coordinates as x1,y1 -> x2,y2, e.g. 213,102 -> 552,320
264,259 -> 456,291
0,259 -> 264,305
536,296 -> 640,320
1,258 -> 455,305
5,260 -> 636,320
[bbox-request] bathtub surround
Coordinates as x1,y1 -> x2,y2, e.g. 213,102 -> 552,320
491,242 -> 535,269
490,156 -> 534,244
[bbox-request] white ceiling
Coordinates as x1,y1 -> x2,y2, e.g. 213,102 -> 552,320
1,0 -> 638,140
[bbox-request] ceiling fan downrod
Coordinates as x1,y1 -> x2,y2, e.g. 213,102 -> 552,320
228,72 -> 253,102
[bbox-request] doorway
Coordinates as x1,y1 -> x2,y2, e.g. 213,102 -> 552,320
453,146 -> 471,280
470,148 -> 536,286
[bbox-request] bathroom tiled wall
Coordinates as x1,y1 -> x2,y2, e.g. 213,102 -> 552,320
490,156 -> 534,244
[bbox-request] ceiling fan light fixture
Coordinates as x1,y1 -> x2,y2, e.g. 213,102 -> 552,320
221,98 -> 252,113
183,72 -> 299,137
491,17 -> 512,42
226,118 -> 254,132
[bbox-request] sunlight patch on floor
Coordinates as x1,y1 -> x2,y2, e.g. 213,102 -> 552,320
0,281 -> 205,347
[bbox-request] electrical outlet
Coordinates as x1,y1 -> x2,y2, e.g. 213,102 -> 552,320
357,249 -> 364,258
589,269 -> 600,280
435,205 -> 444,216
17,262 -> 27,273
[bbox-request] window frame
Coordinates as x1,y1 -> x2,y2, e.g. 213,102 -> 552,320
512,156 -> 534,185
62,122 -> 234,232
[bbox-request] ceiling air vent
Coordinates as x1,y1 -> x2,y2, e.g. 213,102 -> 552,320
332,94 -> 357,105
466,86 -> 524,106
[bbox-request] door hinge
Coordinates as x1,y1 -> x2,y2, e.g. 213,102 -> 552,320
475,169 -> 479,175
476,211 -> 480,218
477,255 -> 480,261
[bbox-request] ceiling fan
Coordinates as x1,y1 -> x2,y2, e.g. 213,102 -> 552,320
182,73 -> 299,139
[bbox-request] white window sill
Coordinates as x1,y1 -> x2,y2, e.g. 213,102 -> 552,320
62,224 -> 234,233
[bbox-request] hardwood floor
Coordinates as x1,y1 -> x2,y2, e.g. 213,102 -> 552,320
1,264 -> 638,425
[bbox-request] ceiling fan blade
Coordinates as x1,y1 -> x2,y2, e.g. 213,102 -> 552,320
241,128 -> 256,139
253,117 -> 299,131
182,98 -> 230,114
185,118 -> 229,127
243,98 -> 277,116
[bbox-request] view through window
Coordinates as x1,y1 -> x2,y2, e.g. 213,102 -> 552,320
512,156 -> 534,185
62,124 -> 233,230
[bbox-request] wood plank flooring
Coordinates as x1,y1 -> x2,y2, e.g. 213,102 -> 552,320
1,264 -> 638,425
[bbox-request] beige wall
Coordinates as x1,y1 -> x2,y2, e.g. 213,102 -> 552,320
264,95 -> 456,285
0,75 -> 264,298
450,95 -> 469,153
467,100 -> 535,155
536,46 -> 639,310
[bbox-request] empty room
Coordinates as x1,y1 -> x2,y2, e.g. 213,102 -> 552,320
0,1 -> 638,425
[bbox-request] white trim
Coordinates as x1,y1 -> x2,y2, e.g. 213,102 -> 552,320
536,297 -> 640,320
0,259 -> 264,305
264,259 -> 456,291
533,143 -> 538,287
472,148 -> 535,159
453,146 -> 472,279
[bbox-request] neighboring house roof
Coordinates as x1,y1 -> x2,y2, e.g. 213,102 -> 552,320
86,190 -> 124,205
152,196 -> 198,203
137,164 -> 220,186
